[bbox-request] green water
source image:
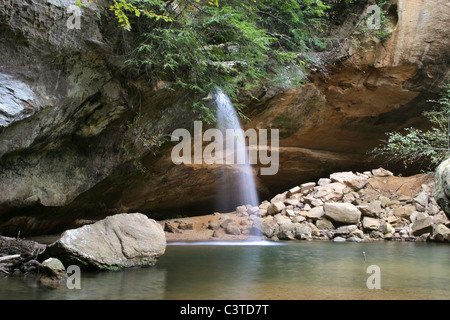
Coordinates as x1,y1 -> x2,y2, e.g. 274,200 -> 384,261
0,241 -> 449,300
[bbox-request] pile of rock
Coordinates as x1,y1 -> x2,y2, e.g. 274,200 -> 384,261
251,168 -> 449,242
163,168 -> 450,243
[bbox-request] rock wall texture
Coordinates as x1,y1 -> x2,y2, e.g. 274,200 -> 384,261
0,0 -> 449,236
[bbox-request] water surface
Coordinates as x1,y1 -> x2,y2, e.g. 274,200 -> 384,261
0,241 -> 448,300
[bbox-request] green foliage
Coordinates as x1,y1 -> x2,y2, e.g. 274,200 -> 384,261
79,0 -> 338,123
356,0 -> 394,42
75,0 -> 173,30
121,0 -> 331,122
371,83 -> 450,170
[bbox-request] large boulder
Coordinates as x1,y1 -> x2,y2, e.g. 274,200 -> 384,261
411,217 -> 434,237
324,203 -> 361,225
44,213 -> 166,270
434,158 -> 450,220
433,224 -> 450,242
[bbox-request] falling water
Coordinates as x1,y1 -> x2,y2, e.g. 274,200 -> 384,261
214,88 -> 260,234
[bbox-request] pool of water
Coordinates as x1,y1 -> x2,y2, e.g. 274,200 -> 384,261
0,241 -> 449,300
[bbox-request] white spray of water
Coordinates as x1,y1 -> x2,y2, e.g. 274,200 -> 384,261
215,87 -> 260,210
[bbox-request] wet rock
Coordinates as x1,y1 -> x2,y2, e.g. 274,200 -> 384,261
44,213 -> 166,270
293,224 -> 312,240
277,226 -> 295,240
369,231 -> 384,239
350,229 -> 364,239
333,237 -> 346,242
415,233 -> 431,242
39,258 -> 67,288
261,217 -> 279,238
434,158 -> 450,220
335,224 -> 358,233
307,223 -> 320,237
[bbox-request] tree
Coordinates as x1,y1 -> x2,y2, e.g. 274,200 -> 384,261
370,82 -> 450,170
76,0 -> 217,30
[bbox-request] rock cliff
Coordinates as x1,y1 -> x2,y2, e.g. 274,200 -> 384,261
0,0 -> 449,236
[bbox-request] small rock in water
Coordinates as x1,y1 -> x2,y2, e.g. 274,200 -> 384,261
39,257 -> 67,288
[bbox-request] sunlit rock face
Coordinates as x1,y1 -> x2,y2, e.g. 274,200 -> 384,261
0,0 -> 449,236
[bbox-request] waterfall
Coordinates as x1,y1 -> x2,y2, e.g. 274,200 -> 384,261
214,87 -> 261,237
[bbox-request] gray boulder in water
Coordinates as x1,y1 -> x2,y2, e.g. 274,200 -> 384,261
45,213 -> 166,270
434,158 -> 450,220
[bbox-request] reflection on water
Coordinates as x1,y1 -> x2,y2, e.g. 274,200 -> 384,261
167,240 -> 284,246
0,241 -> 449,300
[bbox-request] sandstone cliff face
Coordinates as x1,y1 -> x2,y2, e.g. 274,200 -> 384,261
246,0 -> 449,196
0,0 -> 448,236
